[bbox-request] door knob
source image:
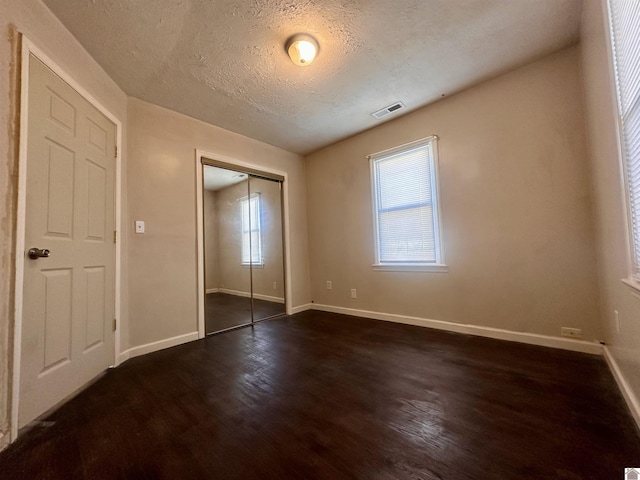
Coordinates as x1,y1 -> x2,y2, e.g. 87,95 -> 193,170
28,248 -> 50,259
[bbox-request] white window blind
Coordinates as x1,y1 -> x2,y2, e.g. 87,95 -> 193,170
609,0 -> 640,279
241,193 -> 262,265
370,136 -> 442,265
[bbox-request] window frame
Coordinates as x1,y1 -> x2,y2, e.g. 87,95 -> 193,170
369,135 -> 447,272
606,0 -> 640,289
240,192 -> 263,267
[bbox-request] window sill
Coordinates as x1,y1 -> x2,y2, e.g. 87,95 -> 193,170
622,277 -> 640,295
242,263 -> 264,269
372,263 -> 449,273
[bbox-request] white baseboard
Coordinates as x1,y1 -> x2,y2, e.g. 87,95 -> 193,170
119,331 -> 199,363
0,431 -> 8,452
118,349 -> 130,364
308,304 -> 603,355
218,288 -> 284,304
603,346 -> 640,430
253,293 -> 285,304
290,303 -> 312,315
205,288 -> 219,294
217,288 -> 250,298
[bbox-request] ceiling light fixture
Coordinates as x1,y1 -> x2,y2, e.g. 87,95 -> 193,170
286,34 -> 319,66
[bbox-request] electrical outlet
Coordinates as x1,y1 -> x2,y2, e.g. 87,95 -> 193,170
561,327 -> 582,339
326,281 -> 332,290
615,310 -> 620,334
273,281 -> 277,290
351,288 -> 357,299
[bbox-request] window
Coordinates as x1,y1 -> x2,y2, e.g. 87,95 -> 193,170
369,136 -> 445,271
608,0 -> 640,281
241,193 -> 263,265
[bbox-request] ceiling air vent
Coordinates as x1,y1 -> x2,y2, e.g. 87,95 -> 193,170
371,101 -> 406,119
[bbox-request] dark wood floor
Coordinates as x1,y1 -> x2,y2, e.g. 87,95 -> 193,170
205,292 -> 285,334
1,311 -> 638,479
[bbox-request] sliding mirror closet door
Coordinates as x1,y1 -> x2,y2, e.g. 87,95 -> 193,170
203,165 -> 252,334
247,175 -> 286,321
202,162 -> 287,335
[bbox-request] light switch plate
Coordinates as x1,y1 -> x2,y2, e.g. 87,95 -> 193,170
135,220 -> 145,234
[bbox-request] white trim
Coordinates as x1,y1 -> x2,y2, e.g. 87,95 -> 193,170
369,135 -> 445,267
11,34 -> 30,446
603,346 -> 640,430
205,288 -> 220,294
218,288 -> 285,304
0,431 -> 8,453
307,304 -> 603,355
195,153 -> 206,339
195,149 -> 294,341
290,303 -> 312,314
118,332 -> 199,363
621,277 -> 640,296
432,138 -> 445,265
11,37 -> 123,443
372,263 -> 449,272
241,263 -> 264,268
367,135 -> 440,160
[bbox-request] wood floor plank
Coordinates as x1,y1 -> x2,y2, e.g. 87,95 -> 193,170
205,293 -> 285,334
1,311 -> 638,479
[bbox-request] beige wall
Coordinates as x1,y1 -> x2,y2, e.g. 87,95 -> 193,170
204,190 -> 219,291
212,181 -> 251,294
127,98 -> 309,349
212,178 -> 285,299
248,177 -> 285,299
581,1 -> 640,411
0,0 -> 128,447
305,46 -> 601,340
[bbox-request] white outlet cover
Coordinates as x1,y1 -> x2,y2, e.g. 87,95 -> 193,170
561,327 -> 582,339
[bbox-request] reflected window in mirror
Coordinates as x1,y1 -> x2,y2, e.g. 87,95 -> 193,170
241,193 -> 263,266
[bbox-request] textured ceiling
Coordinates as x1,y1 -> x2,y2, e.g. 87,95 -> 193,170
203,165 -> 246,191
42,0 -> 583,154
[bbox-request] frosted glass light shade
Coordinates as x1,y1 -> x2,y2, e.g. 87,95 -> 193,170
286,34 -> 319,66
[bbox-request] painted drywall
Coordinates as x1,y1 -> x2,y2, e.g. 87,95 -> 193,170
127,98 -> 309,348
580,0 -> 640,414
247,177 -> 285,299
215,182 -> 250,295
0,0 -> 128,447
203,190 -> 219,291
212,178 -> 285,299
305,46 -> 601,341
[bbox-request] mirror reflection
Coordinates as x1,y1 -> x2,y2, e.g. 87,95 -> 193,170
249,176 -> 286,322
203,165 -> 285,334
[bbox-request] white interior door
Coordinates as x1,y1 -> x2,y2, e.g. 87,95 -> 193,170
19,54 -> 116,428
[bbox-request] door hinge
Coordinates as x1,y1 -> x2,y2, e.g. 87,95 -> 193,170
113,231 -> 117,244
113,318 -> 117,331
114,146 -> 118,158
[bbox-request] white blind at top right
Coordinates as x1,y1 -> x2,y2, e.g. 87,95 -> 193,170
609,0 -> 640,278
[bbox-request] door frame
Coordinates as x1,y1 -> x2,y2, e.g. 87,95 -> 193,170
11,36 -> 123,442
195,149 -> 292,338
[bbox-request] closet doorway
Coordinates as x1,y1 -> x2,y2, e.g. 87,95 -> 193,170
201,160 -> 286,335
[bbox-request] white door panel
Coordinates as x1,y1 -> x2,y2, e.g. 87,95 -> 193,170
19,55 -> 116,427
